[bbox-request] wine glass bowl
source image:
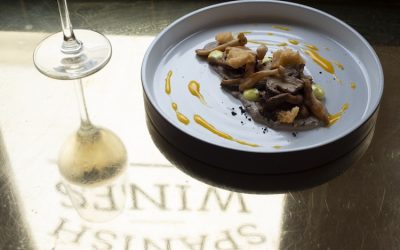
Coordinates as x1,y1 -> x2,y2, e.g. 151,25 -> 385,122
58,127 -> 128,223
58,127 -> 128,188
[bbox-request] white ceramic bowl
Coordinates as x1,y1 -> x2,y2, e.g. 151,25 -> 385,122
141,0 -> 383,174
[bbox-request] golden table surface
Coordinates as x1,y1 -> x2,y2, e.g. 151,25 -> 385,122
0,1 -> 399,249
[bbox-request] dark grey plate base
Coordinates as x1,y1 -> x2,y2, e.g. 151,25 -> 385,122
146,112 -> 375,194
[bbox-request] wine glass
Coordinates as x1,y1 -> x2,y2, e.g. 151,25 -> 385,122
33,0 -> 128,222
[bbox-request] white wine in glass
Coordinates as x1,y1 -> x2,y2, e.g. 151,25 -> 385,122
33,0 -> 128,222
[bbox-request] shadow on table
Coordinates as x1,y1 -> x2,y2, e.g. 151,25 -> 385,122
146,115 -> 376,194
0,129 -> 35,250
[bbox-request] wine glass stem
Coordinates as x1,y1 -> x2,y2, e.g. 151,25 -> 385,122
57,0 -> 82,54
75,79 -> 94,132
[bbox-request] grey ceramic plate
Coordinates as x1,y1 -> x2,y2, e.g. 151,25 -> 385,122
142,0 -> 383,174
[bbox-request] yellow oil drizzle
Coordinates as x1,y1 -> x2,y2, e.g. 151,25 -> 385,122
272,25 -> 290,31
333,60 -> 344,70
273,145 -> 282,149
248,40 -> 287,47
193,115 -> 259,147
305,50 -> 335,74
275,42 -> 288,46
324,47 -> 330,51
165,70 -> 173,95
241,31 -> 252,35
267,32 -> 274,35
188,80 -> 207,105
328,103 -> 349,126
350,82 -> 357,89
288,39 -> 299,45
171,102 -> 190,125
304,43 -> 319,51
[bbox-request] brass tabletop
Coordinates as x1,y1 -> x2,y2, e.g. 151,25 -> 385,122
1,1 -> 399,249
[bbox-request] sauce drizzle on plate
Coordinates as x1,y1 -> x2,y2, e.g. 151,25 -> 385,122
194,114 -> 258,147
188,80 -> 207,105
165,70 -> 173,95
328,103 -> 349,126
172,102 -> 190,125
272,25 -> 290,31
305,49 -> 335,74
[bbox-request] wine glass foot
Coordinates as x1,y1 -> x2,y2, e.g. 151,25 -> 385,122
33,29 -> 112,80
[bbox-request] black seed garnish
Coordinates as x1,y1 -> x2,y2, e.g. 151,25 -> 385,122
239,106 -> 246,114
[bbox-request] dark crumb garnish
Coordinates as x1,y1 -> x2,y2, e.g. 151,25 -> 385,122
240,121 -> 244,125
319,71 -> 322,74
292,132 -> 297,137
231,111 -> 237,116
239,106 -> 246,114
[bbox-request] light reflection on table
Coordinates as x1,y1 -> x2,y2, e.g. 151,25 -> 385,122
0,32 -> 284,250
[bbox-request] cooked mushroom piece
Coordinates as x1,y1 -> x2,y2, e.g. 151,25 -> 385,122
256,44 -> 268,60
221,78 -> 241,85
244,61 -> 256,78
298,105 -> 311,118
263,93 -> 303,111
195,33 -> 248,57
303,79 -> 329,125
239,68 -> 280,91
215,32 -> 234,44
266,76 -> 304,94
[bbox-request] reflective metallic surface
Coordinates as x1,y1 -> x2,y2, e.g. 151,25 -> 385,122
1,1 -> 399,249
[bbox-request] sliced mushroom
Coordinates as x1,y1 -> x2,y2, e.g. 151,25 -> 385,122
263,93 -> 303,111
239,68 -> 280,91
221,78 -> 241,85
281,64 -> 305,78
211,65 -> 244,80
303,79 -> 329,125
265,76 -> 303,94
195,33 -> 248,57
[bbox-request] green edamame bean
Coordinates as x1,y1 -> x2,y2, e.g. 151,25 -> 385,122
208,50 -> 223,60
243,88 -> 260,101
312,84 -> 325,100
